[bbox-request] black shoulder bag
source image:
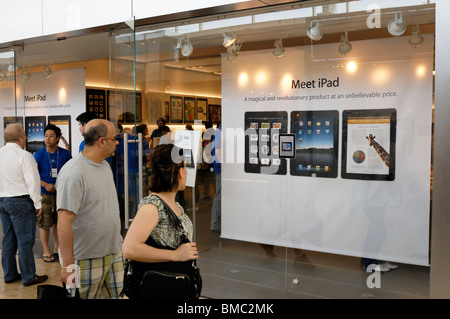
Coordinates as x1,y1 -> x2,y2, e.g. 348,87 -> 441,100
120,198 -> 202,299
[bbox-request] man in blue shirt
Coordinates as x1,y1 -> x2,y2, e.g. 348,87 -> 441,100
34,124 -> 72,262
76,112 -> 98,153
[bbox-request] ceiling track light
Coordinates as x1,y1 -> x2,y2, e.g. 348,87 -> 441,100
223,33 -> 237,48
43,65 -> 52,78
409,24 -> 424,47
177,38 -> 193,57
338,31 -> 352,55
273,38 -> 285,58
387,11 -> 407,36
227,39 -> 243,63
306,21 -> 323,41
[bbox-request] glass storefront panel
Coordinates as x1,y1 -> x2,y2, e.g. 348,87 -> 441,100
108,18 -> 145,236
133,1 -> 435,298
0,0 -> 437,299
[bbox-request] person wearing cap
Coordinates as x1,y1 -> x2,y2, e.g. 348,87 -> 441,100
0,123 -> 48,286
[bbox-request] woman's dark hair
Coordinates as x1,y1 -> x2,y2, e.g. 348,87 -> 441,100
149,144 -> 184,192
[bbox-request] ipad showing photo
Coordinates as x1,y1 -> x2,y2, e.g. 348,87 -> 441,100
25,116 -> 46,154
48,115 -> 72,154
341,108 -> 396,181
290,110 -> 339,178
244,111 -> 288,175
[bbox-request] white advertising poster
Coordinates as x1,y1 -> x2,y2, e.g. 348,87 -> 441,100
220,35 -> 433,266
0,68 -> 86,155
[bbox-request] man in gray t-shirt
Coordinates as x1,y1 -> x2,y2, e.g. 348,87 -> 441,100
56,119 -> 123,299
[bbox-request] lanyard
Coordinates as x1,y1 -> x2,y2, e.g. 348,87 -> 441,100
46,148 -> 59,178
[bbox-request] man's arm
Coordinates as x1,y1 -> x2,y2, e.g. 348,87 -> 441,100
57,209 -> 76,284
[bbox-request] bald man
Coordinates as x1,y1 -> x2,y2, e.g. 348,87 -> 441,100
0,123 -> 48,286
56,119 -> 124,299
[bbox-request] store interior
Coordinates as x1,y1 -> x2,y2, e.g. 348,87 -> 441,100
0,1 -> 436,298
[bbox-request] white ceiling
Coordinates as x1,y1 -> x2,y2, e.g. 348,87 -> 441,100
6,2 -> 436,73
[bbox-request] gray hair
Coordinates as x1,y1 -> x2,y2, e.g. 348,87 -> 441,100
4,123 -> 24,143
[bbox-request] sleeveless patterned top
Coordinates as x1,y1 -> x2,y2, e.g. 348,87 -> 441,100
137,194 -> 193,249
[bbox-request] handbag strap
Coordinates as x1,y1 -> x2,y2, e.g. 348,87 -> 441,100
151,195 -> 198,266
153,195 -> 183,231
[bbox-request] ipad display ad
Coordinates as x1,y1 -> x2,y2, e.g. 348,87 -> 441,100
48,115 -> 72,154
3,116 -> 23,129
25,116 -> 46,154
290,110 -> 339,178
244,111 -> 288,175
341,108 -> 396,181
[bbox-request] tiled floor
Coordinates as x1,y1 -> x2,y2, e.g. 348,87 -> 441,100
0,255 -> 62,299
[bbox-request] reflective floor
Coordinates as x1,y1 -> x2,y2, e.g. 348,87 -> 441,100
0,243 -> 430,299
187,184 -> 431,300
0,180 -> 431,299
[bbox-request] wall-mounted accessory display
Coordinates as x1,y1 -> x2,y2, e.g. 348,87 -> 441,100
170,96 -> 183,123
196,98 -> 207,122
107,90 -> 141,123
125,91 -> 142,122
184,97 -> 195,123
290,110 -> 339,178
86,88 -> 107,119
208,104 -> 221,123
107,90 -> 124,122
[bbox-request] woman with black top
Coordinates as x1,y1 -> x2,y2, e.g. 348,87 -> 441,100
122,143 -> 198,267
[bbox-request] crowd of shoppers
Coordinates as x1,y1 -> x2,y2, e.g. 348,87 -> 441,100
0,114 -> 220,298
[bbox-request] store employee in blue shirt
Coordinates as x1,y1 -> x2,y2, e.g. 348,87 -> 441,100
34,124 -> 72,263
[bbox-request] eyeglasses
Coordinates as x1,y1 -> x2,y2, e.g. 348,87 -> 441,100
102,134 -> 120,141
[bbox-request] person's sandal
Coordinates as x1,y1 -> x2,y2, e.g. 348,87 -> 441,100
43,255 -> 55,263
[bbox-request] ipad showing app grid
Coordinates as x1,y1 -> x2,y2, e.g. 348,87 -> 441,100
244,111 -> 288,175
290,110 -> 339,178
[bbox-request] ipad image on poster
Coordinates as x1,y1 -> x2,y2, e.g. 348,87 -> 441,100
341,108 -> 396,181
48,115 -> 72,154
244,111 -> 288,175
3,116 -> 24,129
25,116 -> 46,154
290,110 -> 339,178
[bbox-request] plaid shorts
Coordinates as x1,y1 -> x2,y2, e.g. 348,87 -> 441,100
77,253 -> 125,299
